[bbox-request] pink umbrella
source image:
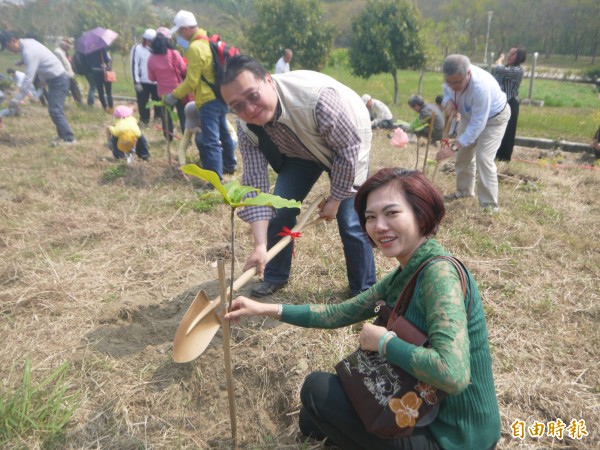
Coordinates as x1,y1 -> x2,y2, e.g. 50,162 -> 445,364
75,27 -> 118,55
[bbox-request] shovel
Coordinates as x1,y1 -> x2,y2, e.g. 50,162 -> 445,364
173,195 -> 325,363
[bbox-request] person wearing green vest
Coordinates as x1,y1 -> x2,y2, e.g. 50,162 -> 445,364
225,168 -> 500,450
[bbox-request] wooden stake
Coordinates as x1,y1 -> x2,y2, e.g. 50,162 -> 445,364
218,259 -> 237,444
422,112 -> 436,175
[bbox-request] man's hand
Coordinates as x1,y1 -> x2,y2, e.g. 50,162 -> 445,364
436,141 -> 457,162
318,197 -> 341,221
164,92 -> 177,106
243,245 -> 268,277
134,83 -> 143,93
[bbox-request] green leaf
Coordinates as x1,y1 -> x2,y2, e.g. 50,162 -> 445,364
224,180 -> 260,203
180,165 -> 301,209
410,116 -> 428,132
169,107 -> 179,124
181,165 -> 230,202
146,99 -> 164,109
233,192 -> 300,209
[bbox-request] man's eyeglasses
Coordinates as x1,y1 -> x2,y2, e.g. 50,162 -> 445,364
229,83 -> 264,115
445,72 -> 470,90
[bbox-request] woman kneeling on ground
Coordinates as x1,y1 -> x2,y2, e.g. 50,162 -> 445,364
225,168 -> 500,450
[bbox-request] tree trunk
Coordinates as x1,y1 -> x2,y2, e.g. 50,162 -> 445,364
392,69 -> 399,105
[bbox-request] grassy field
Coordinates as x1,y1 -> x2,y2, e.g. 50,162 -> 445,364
0,91 -> 598,450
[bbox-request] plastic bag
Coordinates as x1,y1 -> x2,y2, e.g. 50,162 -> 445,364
390,127 -> 409,148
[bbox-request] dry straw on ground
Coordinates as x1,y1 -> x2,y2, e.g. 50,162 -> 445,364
0,103 -> 598,449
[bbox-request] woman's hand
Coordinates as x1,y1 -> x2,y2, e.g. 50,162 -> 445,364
359,323 -> 388,352
223,295 -> 278,323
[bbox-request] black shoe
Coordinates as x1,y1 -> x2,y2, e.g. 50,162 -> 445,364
250,281 -> 287,298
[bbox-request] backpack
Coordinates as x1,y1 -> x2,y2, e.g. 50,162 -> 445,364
72,52 -> 88,76
194,34 -> 240,100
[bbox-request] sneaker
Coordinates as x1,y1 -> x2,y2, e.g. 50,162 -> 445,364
51,138 -> 77,147
481,204 -> 500,213
444,192 -> 473,203
250,281 -> 288,298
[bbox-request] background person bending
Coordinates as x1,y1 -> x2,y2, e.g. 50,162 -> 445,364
362,94 -> 394,129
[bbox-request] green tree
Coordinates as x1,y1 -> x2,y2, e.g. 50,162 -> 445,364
246,0 -> 335,71
348,0 -> 425,104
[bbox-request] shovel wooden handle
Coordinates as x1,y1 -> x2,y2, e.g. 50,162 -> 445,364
230,197 -> 324,292
185,195 -> 325,335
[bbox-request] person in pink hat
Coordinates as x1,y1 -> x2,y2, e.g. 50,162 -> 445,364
106,105 -> 150,161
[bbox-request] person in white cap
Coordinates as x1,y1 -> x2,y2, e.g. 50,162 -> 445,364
164,10 -> 237,181
362,93 -> 394,129
130,28 -> 162,126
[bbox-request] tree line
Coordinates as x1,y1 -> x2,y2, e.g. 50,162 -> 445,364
1,0 -> 598,104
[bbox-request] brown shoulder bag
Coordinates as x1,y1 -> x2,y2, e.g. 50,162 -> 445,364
334,256 -> 469,439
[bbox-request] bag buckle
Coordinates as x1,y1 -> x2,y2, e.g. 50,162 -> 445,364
374,300 -> 385,314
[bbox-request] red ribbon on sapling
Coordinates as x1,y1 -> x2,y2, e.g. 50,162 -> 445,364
276,227 -> 302,256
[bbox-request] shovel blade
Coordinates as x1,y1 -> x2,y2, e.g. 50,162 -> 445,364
173,290 -> 222,363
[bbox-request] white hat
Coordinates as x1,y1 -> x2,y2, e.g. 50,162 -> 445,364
362,94 -> 371,104
142,28 -> 157,41
184,101 -> 201,130
170,10 -> 198,35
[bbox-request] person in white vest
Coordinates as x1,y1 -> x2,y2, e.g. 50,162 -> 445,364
220,55 -> 376,298
130,28 -> 162,125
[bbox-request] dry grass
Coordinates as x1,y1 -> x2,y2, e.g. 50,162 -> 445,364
0,102 -> 598,449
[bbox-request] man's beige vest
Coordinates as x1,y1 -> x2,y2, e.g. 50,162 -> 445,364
240,70 -> 372,187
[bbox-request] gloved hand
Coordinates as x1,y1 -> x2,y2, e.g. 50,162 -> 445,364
134,83 -> 143,93
164,93 -> 177,106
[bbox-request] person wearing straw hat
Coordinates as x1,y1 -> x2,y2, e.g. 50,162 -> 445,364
54,37 -> 83,105
220,55 -> 376,298
0,31 -> 75,145
130,28 -> 162,126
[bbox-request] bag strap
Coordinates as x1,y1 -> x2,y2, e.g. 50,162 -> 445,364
388,256 -> 470,327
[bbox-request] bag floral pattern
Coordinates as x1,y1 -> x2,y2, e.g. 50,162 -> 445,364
341,349 -> 405,406
341,349 -> 441,411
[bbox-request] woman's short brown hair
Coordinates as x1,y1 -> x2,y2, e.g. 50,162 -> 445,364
354,168 -> 445,246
